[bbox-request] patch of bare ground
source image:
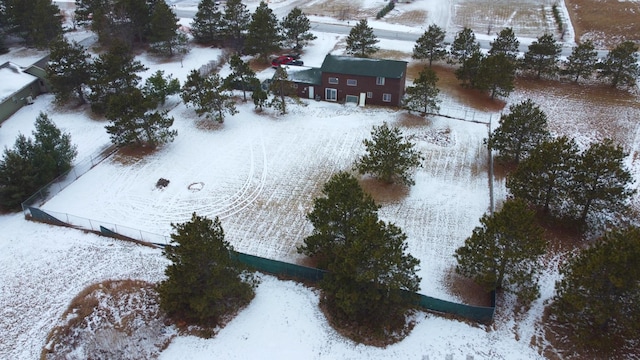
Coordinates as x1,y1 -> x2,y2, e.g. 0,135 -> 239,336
564,0 -> 640,47
111,146 -> 159,165
385,10 -> 428,27
444,266 -> 492,307
41,279 -> 174,360
195,118 -> 224,131
374,49 -> 410,61
358,177 -> 410,204
301,0 -> 362,20
396,112 -> 432,128
408,63 -> 507,112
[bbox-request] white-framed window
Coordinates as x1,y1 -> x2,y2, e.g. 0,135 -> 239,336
382,93 -> 392,102
346,79 -> 357,86
328,77 -> 339,84
376,77 -> 385,85
325,88 -> 337,101
366,92 -> 373,98
345,95 -> 358,103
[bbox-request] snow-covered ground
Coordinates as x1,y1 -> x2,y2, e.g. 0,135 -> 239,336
1,0 -> 627,359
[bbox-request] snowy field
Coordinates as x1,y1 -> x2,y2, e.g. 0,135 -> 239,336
2,0 -> 637,359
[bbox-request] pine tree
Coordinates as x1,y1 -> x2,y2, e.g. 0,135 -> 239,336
181,70 -> 238,123
224,55 -> 258,102
105,87 -> 177,148
244,1 -> 282,61
354,122 -> 424,186
520,34 -> 562,79
142,70 -> 181,107
488,27 -> 519,60
158,213 -> 257,326
488,99 -> 550,164
4,0 -> 62,48
267,66 -> 296,115
449,27 -> 480,69
252,79 -> 268,111
148,0 -> 179,56
598,41 -> 640,88
454,198 -> 546,306
455,49 -> 484,87
112,0 -> 152,44
281,7 -> 316,51
562,40 -> 598,82
569,139 -> 635,225
412,24 -> 448,66
552,226 -> 640,353
191,0 -> 224,45
507,136 -> 578,214
88,40 -> 147,114
298,172 -> 420,336
345,19 -> 379,58
0,134 -> 37,211
473,53 -> 516,99
31,112 -> 78,182
222,0 -> 250,52
403,67 -> 441,115
47,37 -> 91,105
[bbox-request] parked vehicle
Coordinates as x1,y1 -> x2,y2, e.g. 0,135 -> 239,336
271,56 -> 304,68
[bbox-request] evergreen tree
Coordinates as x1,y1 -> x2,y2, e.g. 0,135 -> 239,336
403,67 -> 441,115
113,0 -> 152,45
224,55 -> 258,102
0,114 -> 77,211
222,0 -> 250,52
252,79 -> 268,111
88,40 -> 147,114
552,226 -> 640,354
473,53 -> 516,99
562,40 -> 598,82
105,87 -> 177,148
281,7 -> 316,51
142,70 -> 181,107
267,66 -> 296,115
569,139 -> 635,225
31,112 -> 78,182
455,49 -> 484,87
412,24 -> 448,66
345,19 -> 379,58
507,136 -> 578,214
298,172 -> 420,337
158,213 -> 257,326
244,1 -> 282,61
191,0 -> 224,45
354,122 -> 424,186
4,0 -> 62,48
148,0 -> 179,56
488,27 -> 520,60
454,198 -> 546,305
47,37 -> 91,105
520,34 -> 562,79
181,70 -> 238,123
488,99 -> 550,164
0,135 -> 37,211
449,27 -> 480,70
598,41 -> 640,88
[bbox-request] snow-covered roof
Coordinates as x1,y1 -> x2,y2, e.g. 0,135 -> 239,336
0,62 -> 39,102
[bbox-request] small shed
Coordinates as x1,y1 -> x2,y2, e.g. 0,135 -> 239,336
283,66 -> 322,100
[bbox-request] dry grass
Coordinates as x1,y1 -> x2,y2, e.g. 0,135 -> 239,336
111,146 -> 158,165
373,49 -> 411,61
358,177 -> 410,204
565,0 -> 640,47
444,267 -> 493,307
385,10 -> 429,27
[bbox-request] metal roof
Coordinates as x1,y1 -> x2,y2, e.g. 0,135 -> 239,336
320,54 -> 407,79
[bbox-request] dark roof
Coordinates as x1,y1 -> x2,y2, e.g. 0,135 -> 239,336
286,67 -> 322,85
320,54 -> 407,79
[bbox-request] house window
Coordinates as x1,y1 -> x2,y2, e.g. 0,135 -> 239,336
345,95 -> 358,103
292,84 -> 298,88
382,93 -> 392,102
325,88 -> 337,101
328,77 -> 339,84
346,79 -> 357,86
376,77 -> 385,85
367,92 -> 373,98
